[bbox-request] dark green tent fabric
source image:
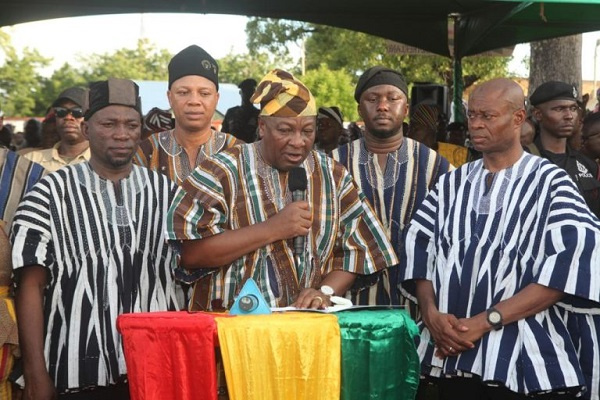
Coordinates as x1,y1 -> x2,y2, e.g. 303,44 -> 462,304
3,1 -> 600,58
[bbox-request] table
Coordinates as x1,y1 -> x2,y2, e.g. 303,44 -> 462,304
117,309 -> 419,400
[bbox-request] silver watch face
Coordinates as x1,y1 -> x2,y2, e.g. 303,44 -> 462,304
488,310 -> 502,325
320,285 -> 334,296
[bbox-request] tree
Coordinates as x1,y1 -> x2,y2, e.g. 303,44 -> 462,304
36,39 -> 173,116
302,65 -> 359,121
246,18 -> 313,60
217,52 -> 277,84
79,38 -> 171,82
246,18 -> 510,89
36,63 -> 87,115
0,29 -> 50,116
529,35 -> 582,97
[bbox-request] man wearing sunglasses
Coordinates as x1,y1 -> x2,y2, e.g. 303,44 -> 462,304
24,86 -> 90,171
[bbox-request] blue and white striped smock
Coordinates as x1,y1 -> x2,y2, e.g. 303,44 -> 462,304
401,152 -> 600,396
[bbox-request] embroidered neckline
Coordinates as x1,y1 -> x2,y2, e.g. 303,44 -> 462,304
157,129 -> 228,183
254,142 -> 315,210
358,138 -> 408,190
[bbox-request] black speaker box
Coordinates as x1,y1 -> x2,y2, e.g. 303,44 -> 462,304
410,83 -> 449,117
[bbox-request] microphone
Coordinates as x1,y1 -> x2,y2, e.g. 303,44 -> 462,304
288,167 -> 308,256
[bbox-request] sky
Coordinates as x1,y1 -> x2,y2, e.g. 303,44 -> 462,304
4,13 -> 251,76
3,13 -> 600,82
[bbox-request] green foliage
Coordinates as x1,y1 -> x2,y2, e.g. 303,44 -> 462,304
217,52 -> 277,84
0,30 -> 50,116
302,65 -> 359,121
36,63 -> 87,115
247,18 -> 510,89
0,34 -> 174,117
79,38 -> 171,82
246,18 -> 313,59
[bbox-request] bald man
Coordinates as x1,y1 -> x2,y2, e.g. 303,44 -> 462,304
401,78 -> 600,399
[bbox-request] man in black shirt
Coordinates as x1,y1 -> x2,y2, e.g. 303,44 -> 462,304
221,78 -> 259,143
527,81 -> 600,218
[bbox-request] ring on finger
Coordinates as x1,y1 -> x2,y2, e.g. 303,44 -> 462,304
448,346 -> 454,352
313,296 -> 324,306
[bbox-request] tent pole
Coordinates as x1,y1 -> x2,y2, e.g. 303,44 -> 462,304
450,13 -> 464,124
452,56 -> 464,123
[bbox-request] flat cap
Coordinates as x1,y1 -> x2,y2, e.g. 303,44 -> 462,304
354,66 -> 408,102
529,81 -> 578,106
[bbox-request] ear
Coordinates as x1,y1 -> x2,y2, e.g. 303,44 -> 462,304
166,90 -> 174,109
514,108 -> 526,125
532,107 -> 542,122
257,118 -> 266,139
81,120 -> 90,141
357,104 -> 362,120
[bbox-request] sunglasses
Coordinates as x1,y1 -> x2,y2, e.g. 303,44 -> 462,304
54,107 -> 84,119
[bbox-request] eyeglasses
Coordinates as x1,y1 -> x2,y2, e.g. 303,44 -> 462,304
54,107 -> 84,119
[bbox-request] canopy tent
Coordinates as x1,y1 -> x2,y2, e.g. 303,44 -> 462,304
3,0 -> 600,117
4,1 -> 600,57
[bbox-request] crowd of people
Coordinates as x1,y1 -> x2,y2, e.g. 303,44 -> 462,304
1,43 -> 600,400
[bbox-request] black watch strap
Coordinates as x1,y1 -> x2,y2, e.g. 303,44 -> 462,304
486,307 -> 503,331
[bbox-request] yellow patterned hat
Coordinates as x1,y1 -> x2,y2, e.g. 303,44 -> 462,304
251,69 -> 317,117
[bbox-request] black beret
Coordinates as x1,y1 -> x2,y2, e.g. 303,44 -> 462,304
85,78 -> 142,121
168,45 -> 219,90
52,86 -> 89,111
354,66 -> 408,102
529,81 -> 578,106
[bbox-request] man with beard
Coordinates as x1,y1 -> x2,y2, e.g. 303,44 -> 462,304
24,87 -> 91,171
526,81 -> 600,218
331,66 -> 451,308
12,78 -> 179,399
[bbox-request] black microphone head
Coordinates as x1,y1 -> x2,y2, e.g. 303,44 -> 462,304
288,167 -> 307,192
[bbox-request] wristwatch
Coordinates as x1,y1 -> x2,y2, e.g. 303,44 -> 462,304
320,285 -> 335,296
486,307 -> 503,331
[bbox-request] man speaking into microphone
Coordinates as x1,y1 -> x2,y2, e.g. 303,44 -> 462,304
166,69 -> 397,310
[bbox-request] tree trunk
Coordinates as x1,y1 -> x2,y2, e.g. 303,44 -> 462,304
529,35 -> 582,98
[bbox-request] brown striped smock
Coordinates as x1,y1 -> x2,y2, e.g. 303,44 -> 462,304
166,143 -> 398,308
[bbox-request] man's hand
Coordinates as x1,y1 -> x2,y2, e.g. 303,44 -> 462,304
453,316 -> 489,344
180,200 -> 313,268
23,371 -> 57,400
292,288 -> 332,309
422,309 -> 475,359
266,201 -> 312,241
